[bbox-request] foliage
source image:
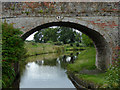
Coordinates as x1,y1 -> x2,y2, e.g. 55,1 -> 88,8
2,22 -> 26,88
67,46 -> 120,88
81,34 -> 94,47
2,22 -> 26,63
38,9 -> 43,13
34,28 -> 58,43
25,11 -> 30,15
104,65 -> 120,88
34,26 -> 94,47
77,73 -> 106,86
10,5 -> 15,11
47,41 -> 53,44
67,47 -> 96,72
75,43 -> 80,47
58,27 -> 76,44
104,50 -> 120,88
70,43 -> 73,47
34,27 -> 81,44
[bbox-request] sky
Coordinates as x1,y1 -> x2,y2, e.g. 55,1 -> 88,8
26,31 -> 38,41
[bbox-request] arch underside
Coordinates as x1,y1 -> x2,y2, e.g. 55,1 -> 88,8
21,21 -> 111,70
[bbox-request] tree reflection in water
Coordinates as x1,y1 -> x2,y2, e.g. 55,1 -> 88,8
12,52 -> 80,88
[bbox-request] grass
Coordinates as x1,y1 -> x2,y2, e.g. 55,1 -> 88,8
24,42 -> 64,56
76,73 -> 107,86
66,47 -> 86,51
67,47 -> 109,87
67,47 -> 96,72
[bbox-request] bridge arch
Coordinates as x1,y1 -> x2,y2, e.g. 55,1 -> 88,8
21,21 -> 112,71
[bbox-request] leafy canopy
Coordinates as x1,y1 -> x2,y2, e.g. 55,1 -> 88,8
34,27 -> 81,44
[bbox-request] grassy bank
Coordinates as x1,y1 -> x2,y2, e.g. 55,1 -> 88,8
25,42 -> 64,56
76,73 -> 106,86
64,43 -> 86,51
67,47 -> 96,72
67,47 -> 108,88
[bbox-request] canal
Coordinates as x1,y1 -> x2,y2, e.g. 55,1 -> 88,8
13,52 -> 80,89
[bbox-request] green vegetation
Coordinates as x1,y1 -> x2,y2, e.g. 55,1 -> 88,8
67,47 -> 96,72
25,39 -> 120,88
67,47 -> 108,87
67,46 -> 120,88
76,73 -> 106,86
81,34 -> 94,47
24,41 -> 64,56
2,22 -> 26,88
38,9 -> 43,13
1,22 -> 119,89
65,43 -> 85,51
74,65 -> 120,88
105,65 -> 120,88
10,5 -> 15,11
25,11 -> 30,15
103,50 -> 120,88
34,27 -> 81,44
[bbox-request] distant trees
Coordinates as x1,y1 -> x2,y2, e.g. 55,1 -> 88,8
34,26 -> 94,47
34,27 -> 81,44
34,28 -> 58,43
58,27 -> 77,44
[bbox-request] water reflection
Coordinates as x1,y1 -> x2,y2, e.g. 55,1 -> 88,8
61,54 -> 76,64
19,52 -> 80,88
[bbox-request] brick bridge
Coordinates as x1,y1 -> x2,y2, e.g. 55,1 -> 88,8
1,2 -> 120,70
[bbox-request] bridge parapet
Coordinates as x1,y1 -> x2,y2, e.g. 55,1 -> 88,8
2,2 -> 119,18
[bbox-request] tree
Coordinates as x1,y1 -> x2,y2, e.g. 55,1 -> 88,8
34,26 -> 82,44
81,34 -> 94,47
58,27 -> 76,44
74,32 -> 81,43
34,28 -> 58,43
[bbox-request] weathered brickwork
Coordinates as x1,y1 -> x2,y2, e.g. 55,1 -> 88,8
1,2 -> 119,70
2,2 -> 119,17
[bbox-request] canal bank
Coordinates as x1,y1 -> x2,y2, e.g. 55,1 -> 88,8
67,47 -> 108,89
24,42 -> 65,57
10,41 -> 87,89
67,72 -> 104,89
11,43 -> 108,89
15,52 -> 80,88
18,43 -> 102,89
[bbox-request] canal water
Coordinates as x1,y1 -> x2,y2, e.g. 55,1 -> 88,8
18,52 -> 80,88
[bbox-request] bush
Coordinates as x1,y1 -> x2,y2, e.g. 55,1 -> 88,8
105,65 -> 120,88
2,22 -> 26,88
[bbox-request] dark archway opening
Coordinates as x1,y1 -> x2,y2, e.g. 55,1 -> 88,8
21,21 -> 111,70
